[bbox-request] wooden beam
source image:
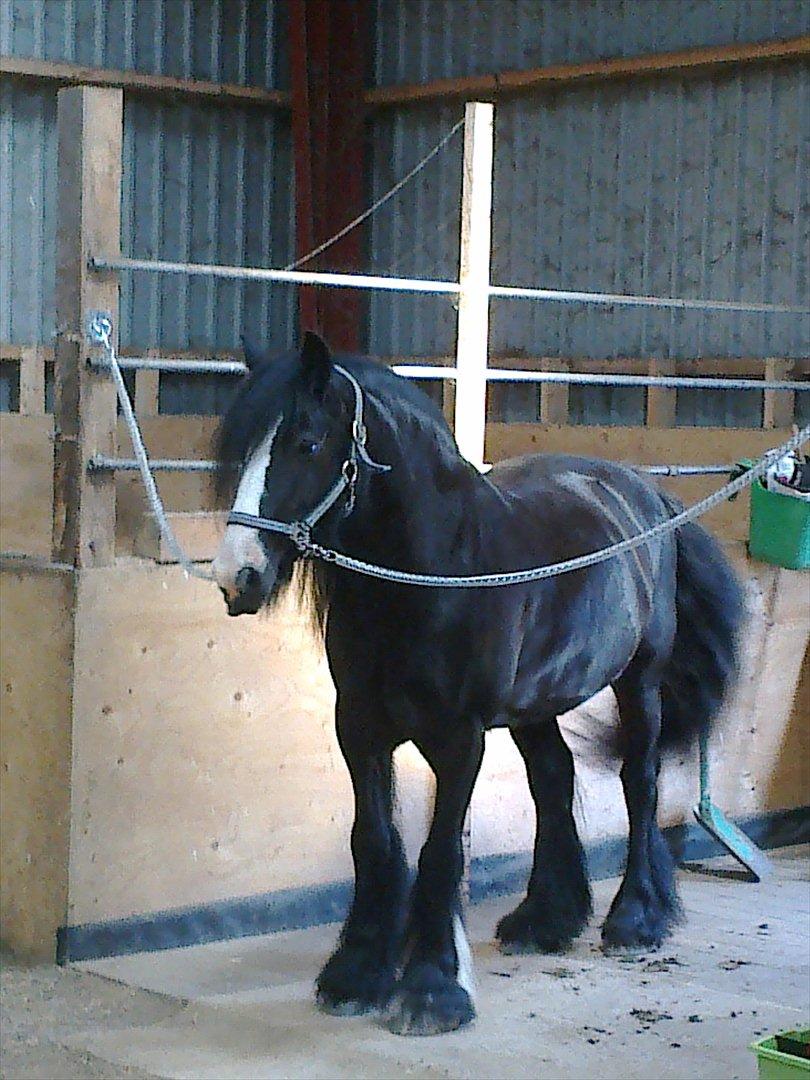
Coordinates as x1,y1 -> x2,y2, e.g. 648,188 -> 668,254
646,358 -> 677,428
539,359 -> 569,425
365,35 -> 810,108
18,347 -> 46,416
763,359 -> 795,430
454,103 -> 494,469
53,86 -> 122,567
134,511 -> 225,564
0,55 -> 289,109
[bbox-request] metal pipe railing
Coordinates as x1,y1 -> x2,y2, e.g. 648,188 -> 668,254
89,456 -> 217,472
90,254 -> 809,315
88,356 -> 808,392
90,356 -> 247,375
394,365 -> 808,392
88,454 -> 740,477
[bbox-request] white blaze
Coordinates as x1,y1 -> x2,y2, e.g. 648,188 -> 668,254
453,913 -> 476,1001
212,421 -> 279,594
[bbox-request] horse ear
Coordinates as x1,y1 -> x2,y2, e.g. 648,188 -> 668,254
300,332 -> 332,399
241,335 -> 267,371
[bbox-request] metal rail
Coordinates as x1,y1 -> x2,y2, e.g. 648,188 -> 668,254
90,356 -> 247,375
90,255 -> 809,315
89,356 -> 808,392
88,454 -> 742,478
89,456 -> 217,472
395,365 -> 808,392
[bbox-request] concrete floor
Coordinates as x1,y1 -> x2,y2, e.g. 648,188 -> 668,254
2,847 -> 808,1080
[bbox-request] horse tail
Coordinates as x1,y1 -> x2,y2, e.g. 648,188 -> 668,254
657,493 -> 745,752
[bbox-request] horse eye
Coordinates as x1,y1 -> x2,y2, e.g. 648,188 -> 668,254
299,438 -> 323,456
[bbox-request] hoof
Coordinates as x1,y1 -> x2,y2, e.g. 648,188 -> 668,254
601,895 -> 678,954
315,949 -> 394,1017
383,965 -> 475,1036
496,898 -> 589,955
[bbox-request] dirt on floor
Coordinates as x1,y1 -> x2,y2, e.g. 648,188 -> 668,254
1,846 -> 808,1080
0,952 -> 176,1079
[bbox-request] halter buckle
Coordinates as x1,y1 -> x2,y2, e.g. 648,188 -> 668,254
352,419 -> 367,447
291,521 -> 312,553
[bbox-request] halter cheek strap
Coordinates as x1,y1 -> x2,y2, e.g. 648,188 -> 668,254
226,364 -> 390,553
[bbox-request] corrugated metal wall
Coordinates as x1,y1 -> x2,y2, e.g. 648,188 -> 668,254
0,0 -> 294,413
367,0 -> 809,426
2,0 -> 807,422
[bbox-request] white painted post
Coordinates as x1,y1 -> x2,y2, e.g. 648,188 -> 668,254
453,102 -> 494,469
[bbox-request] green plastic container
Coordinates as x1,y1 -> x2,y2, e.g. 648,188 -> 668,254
751,1030 -> 810,1079
748,477 -> 810,570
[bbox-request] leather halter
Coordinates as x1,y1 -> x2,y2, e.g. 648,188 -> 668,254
226,365 -> 390,553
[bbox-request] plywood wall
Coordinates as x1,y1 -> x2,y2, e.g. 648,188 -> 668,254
0,563 -> 75,958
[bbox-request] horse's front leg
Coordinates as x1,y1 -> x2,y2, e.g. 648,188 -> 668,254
316,702 -> 408,1015
385,725 -> 484,1036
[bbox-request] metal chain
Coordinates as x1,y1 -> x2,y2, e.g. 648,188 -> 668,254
298,426 -> 809,588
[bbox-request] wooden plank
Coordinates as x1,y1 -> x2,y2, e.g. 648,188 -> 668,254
484,424 -> 795,542
0,55 -> 289,109
134,347 -> 161,416
18,346 -> 46,416
454,102 -> 494,469
133,511 -> 225,564
53,86 -> 122,567
539,359 -> 569,425
0,414 -> 54,558
0,563 -> 75,959
365,35 -> 810,108
646,357 -> 677,428
6,344 -> 805,380
763,359 -> 795,429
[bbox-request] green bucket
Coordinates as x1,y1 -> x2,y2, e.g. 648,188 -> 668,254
747,475 -> 810,571
751,1030 -> 810,1079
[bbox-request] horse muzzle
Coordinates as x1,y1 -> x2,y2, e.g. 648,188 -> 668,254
221,566 -> 269,616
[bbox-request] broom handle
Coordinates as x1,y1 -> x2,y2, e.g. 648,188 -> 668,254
698,728 -> 711,811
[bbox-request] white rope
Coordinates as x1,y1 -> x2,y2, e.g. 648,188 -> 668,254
90,317 -> 214,582
285,119 -> 465,272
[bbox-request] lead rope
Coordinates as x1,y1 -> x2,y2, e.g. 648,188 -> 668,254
90,316 -> 214,582
90,315 -> 808,589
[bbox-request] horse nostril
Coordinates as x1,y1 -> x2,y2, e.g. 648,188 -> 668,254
235,566 -> 261,595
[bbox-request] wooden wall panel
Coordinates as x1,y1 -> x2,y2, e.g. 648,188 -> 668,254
0,564 -> 75,958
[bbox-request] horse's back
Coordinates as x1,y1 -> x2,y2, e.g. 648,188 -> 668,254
487,451 -> 669,531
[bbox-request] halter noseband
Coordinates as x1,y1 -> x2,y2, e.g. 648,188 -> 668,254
226,364 -> 390,553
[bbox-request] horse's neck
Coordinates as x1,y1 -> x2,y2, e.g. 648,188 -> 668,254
341,422 -> 499,574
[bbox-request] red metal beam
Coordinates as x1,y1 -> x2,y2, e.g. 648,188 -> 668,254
288,0 -> 369,350
288,0 -> 320,334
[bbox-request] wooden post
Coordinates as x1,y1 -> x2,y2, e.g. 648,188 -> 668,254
18,347 -> 46,416
52,86 -> 122,567
135,348 -> 161,416
539,359 -> 570,424
453,102 -> 494,469
762,358 -> 794,430
646,357 -> 677,428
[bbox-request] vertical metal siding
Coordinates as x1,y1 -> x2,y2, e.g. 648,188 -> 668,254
368,55 -> 807,425
1,0 -> 280,86
1,0 -> 292,412
372,0 -> 810,86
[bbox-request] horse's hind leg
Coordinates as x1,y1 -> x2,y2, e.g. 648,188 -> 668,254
602,656 -> 681,952
496,719 -> 592,953
316,702 -> 409,1015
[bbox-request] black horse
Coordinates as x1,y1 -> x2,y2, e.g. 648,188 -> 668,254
212,333 -> 744,1036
